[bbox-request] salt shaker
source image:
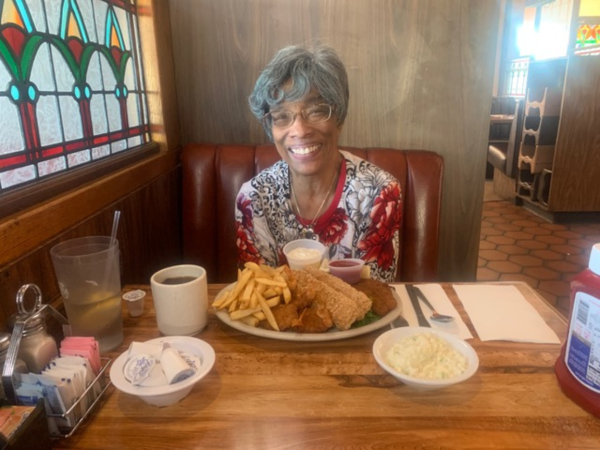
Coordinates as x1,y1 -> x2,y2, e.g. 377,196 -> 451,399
6,284 -> 59,374
7,310 -> 58,373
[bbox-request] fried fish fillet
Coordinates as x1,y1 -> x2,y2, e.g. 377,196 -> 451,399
353,279 -> 397,317
304,268 -> 372,318
291,299 -> 333,333
292,269 -> 363,331
260,303 -> 298,331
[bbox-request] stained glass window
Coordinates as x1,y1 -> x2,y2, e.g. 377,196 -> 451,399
0,0 -> 150,192
575,24 -> 600,55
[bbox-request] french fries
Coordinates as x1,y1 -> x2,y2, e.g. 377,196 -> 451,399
212,262 -> 292,330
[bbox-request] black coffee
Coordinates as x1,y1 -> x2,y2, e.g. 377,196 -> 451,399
161,276 -> 197,285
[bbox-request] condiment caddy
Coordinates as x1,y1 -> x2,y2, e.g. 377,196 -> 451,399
1,283 -> 112,438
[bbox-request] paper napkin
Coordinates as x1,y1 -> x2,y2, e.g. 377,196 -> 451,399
452,284 -> 560,343
392,284 -> 473,340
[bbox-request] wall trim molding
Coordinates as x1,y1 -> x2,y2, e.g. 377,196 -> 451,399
0,147 -> 181,271
0,143 -> 159,218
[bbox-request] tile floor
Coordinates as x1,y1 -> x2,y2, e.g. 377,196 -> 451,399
477,200 -> 600,318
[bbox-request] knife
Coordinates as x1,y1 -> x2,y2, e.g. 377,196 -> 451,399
390,315 -> 409,329
406,284 -> 430,327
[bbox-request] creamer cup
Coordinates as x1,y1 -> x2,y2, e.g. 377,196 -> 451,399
123,290 -> 146,317
161,348 -> 195,384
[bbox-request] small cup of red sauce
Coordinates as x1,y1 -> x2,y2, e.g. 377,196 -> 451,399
328,258 -> 365,284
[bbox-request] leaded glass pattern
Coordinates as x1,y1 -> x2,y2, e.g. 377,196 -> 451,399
575,24 -> 600,55
0,0 -> 150,191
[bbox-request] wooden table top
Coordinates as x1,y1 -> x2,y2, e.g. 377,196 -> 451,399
52,282 -> 600,450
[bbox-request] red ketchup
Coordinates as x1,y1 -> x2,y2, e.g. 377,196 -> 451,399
555,243 -> 600,416
329,260 -> 361,267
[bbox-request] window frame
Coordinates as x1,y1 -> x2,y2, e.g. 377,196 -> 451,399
0,142 -> 158,218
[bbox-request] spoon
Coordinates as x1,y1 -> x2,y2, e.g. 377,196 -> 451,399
413,286 -> 455,323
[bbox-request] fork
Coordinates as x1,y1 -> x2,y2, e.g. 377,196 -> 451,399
413,286 -> 454,323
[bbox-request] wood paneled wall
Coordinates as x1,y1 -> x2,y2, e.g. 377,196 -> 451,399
0,168 -> 182,327
550,56 -> 600,212
169,0 -> 500,281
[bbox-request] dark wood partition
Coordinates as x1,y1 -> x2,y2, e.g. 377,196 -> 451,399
169,0 -> 502,281
549,56 -> 600,212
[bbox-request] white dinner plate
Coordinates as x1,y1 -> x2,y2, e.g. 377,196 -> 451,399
213,283 -> 402,341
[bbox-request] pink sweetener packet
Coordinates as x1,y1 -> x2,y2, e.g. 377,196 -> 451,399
61,336 -> 99,354
60,338 -> 101,375
61,341 -> 102,375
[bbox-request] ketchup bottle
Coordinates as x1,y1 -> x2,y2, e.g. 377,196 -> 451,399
555,243 -> 600,416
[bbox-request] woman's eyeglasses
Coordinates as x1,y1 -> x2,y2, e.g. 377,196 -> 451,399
264,104 -> 334,129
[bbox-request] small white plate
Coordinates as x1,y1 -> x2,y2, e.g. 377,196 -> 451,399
214,283 -> 402,341
110,336 -> 215,406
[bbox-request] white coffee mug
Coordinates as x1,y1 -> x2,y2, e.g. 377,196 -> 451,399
150,265 -> 208,336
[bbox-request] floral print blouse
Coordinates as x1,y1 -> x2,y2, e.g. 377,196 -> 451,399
235,151 -> 403,282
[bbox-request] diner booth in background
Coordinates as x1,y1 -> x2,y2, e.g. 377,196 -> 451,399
181,143 -> 444,284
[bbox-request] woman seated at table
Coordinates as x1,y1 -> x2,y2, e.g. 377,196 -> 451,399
235,44 -> 402,282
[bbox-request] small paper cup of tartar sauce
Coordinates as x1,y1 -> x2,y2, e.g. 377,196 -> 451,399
283,239 -> 326,270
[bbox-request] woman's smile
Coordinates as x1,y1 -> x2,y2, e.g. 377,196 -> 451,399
288,144 -> 321,156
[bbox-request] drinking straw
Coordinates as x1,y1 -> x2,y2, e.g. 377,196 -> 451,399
102,210 -> 121,289
109,210 -> 121,247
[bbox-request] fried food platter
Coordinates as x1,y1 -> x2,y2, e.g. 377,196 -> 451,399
214,282 -> 402,342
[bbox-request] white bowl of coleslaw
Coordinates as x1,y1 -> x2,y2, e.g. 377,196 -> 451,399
373,327 -> 478,390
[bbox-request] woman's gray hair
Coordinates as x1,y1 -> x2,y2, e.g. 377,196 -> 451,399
249,45 -> 349,141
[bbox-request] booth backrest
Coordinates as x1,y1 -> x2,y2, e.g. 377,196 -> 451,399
181,143 -> 443,283
488,97 -> 525,179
